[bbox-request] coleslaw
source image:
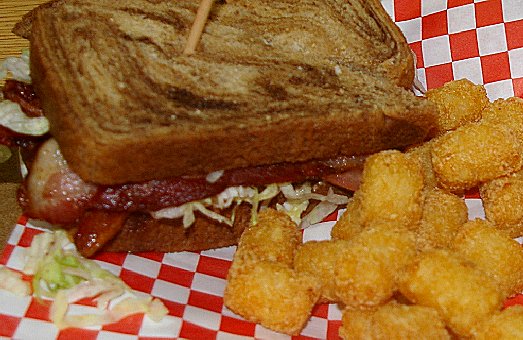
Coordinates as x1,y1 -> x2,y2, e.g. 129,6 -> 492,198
16,230 -> 168,329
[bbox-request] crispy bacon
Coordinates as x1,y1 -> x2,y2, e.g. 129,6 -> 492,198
74,211 -> 128,257
2,79 -> 43,117
323,168 -> 363,192
20,138 -> 364,225
93,157 -> 364,212
20,139 -> 97,225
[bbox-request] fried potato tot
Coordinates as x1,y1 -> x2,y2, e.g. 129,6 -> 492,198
331,194 -> 365,241
358,150 -> 424,229
224,261 -> 321,336
416,188 -> 468,251
398,249 -> 504,337
228,208 -> 300,276
405,139 -> 438,190
480,170 -> 523,238
425,78 -> 488,135
431,122 -> 523,192
476,305 -> 523,340
481,97 -> 523,142
294,239 -> 351,302
452,219 -> 523,298
339,302 -> 450,340
335,224 -> 416,308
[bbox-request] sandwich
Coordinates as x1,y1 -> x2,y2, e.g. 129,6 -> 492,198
1,0 -> 437,257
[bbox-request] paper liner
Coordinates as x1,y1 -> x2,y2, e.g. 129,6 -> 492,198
2,0 -> 523,338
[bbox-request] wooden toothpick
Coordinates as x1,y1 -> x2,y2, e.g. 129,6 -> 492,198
183,0 -> 215,55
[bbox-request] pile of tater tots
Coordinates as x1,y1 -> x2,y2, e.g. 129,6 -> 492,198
223,79 -> 523,339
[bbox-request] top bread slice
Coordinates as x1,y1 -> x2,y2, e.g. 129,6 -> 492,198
16,0 -> 416,87
24,0 -> 436,185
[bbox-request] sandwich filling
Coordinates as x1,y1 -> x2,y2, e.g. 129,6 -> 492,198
18,137 -> 358,227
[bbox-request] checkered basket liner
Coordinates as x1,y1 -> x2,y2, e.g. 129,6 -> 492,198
2,0 -> 523,338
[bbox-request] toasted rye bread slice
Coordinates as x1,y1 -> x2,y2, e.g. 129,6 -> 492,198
27,0 -> 436,185
16,0 -> 415,87
102,204 -> 251,254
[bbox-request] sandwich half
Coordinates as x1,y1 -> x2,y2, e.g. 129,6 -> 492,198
4,0 -> 436,257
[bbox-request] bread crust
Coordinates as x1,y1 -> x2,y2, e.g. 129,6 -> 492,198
27,0 -> 436,185
12,0 -> 62,40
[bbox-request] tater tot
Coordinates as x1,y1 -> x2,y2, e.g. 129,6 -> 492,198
339,303 -> 450,340
358,150 -> 424,229
405,139 -> 438,190
480,170 -> 523,238
481,97 -> 523,142
425,78 -> 488,135
431,122 -> 523,192
476,305 -> 523,340
228,208 -> 300,276
294,239 -> 351,302
398,249 -> 504,337
416,188 -> 468,251
335,224 -> 416,308
452,219 -> 523,298
331,194 -> 365,241
224,261 -> 321,336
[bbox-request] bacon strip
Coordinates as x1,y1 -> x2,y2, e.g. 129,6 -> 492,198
21,139 -> 364,225
74,211 -> 128,257
2,79 -> 43,117
20,139 -> 98,225
93,156 -> 364,212
323,168 -> 363,192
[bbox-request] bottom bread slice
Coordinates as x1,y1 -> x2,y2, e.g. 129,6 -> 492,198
101,203 -> 252,254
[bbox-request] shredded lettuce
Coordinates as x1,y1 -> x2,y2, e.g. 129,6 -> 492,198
0,97 -> 49,135
0,49 -> 31,83
152,184 -> 282,227
277,200 -> 309,225
205,169 -> 224,183
152,182 -> 349,228
277,183 -> 349,227
23,231 -> 168,329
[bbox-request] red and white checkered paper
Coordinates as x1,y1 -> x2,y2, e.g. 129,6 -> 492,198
2,0 -> 523,339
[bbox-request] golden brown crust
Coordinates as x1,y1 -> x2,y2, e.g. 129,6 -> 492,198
28,0 -> 436,185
